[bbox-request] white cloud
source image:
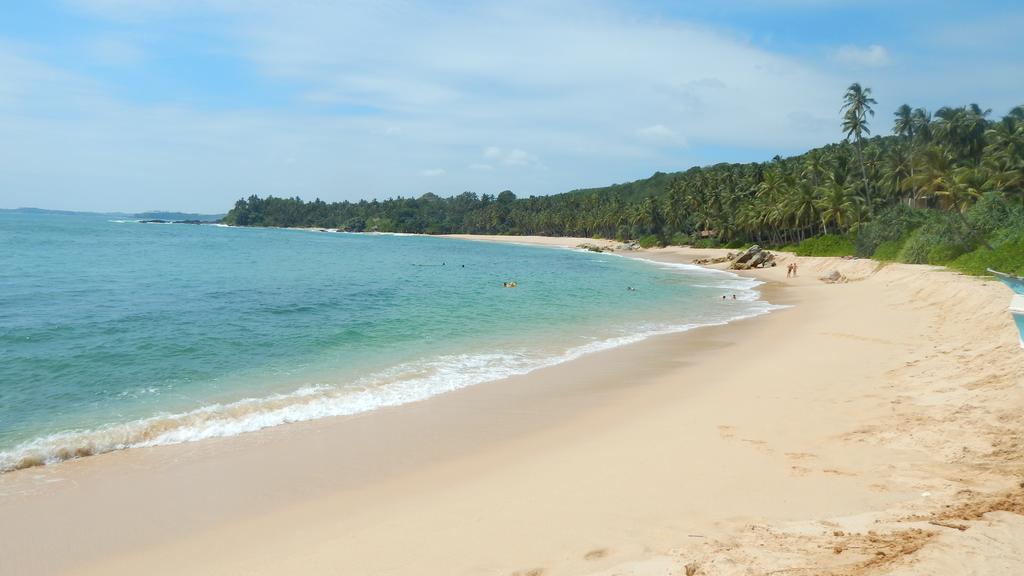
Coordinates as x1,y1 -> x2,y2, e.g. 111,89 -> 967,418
480,146 -> 540,167
832,44 -> 891,67
503,149 -> 537,166
637,124 -> 686,146
420,168 -> 446,177
468,163 -> 493,171
207,0 -> 846,155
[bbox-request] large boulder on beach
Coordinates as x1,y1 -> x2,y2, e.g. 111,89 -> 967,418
748,250 -> 774,268
820,270 -> 848,284
732,245 -> 761,265
728,245 -> 776,270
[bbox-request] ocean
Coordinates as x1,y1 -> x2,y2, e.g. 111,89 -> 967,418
0,211 -> 774,472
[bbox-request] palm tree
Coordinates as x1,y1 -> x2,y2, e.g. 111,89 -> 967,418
756,169 -> 791,202
943,167 -> 987,214
892,104 -> 916,199
659,186 -> 683,235
911,108 -> 932,145
893,104 -> 914,141
786,181 -> 820,240
933,104 -> 991,165
983,109 -> 1024,205
912,145 -> 954,207
816,180 -> 857,234
941,167 -> 994,251
631,196 -> 665,241
802,150 -> 826,186
841,83 -> 877,210
882,145 -> 913,203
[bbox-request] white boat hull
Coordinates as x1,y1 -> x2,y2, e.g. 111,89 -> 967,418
1011,294 -> 1024,349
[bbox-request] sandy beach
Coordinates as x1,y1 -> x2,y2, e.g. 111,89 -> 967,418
2,236 -> 1022,575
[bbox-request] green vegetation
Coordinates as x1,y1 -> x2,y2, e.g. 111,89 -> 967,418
223,84 -> 1024,277
950,232 -> 1024,276
638,235 -> 661,249
788,235 -> 856,257
872,238 -> 907,262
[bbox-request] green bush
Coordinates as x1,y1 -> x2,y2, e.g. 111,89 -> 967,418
791,235 -> 855,257
966,192 -> 1024,236
638,234 -> 662,248
927,243 -> 964,265
896,212 -> 970,264
724,239 -> 747,249
854,205 -> 926,257
872,237 -> 908,261
692,237 -> 721,248
668,232 -> 690,246
897,228 -> 933,264
948,229 -> 1024,276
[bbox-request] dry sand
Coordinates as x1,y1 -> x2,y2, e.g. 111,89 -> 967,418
1,236 -> 1022,575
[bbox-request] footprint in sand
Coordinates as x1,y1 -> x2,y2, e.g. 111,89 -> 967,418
822,468 -> 858,477
583,548 -> 608,561
718,425 -> 736,439
510,570 -> 544,576
740,438 -> 775,454
790,465 -> 812,476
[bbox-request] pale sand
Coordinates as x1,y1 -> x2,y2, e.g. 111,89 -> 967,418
1,237 -> 1022,575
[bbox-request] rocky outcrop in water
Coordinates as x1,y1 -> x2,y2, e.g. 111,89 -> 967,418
577,243 -> 613,253
576,241 -> 639,253
139,219 -> 219,225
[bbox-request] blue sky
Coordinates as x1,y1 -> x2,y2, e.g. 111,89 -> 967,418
1,1 -> 1022,212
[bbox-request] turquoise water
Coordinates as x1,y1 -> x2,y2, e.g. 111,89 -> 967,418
0,212 -> 772,472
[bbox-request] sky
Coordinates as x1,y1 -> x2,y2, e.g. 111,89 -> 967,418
1,1 -> 1022,213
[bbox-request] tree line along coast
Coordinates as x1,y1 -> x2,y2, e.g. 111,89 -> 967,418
222,84 -> 1024,276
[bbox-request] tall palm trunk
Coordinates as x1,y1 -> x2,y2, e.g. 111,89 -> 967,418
855,136 -> 871,211
907,140 -> 915,206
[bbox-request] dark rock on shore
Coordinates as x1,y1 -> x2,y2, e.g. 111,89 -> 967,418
139,219 -> 219,225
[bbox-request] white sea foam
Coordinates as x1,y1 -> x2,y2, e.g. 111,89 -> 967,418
0,300 -> 779,474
